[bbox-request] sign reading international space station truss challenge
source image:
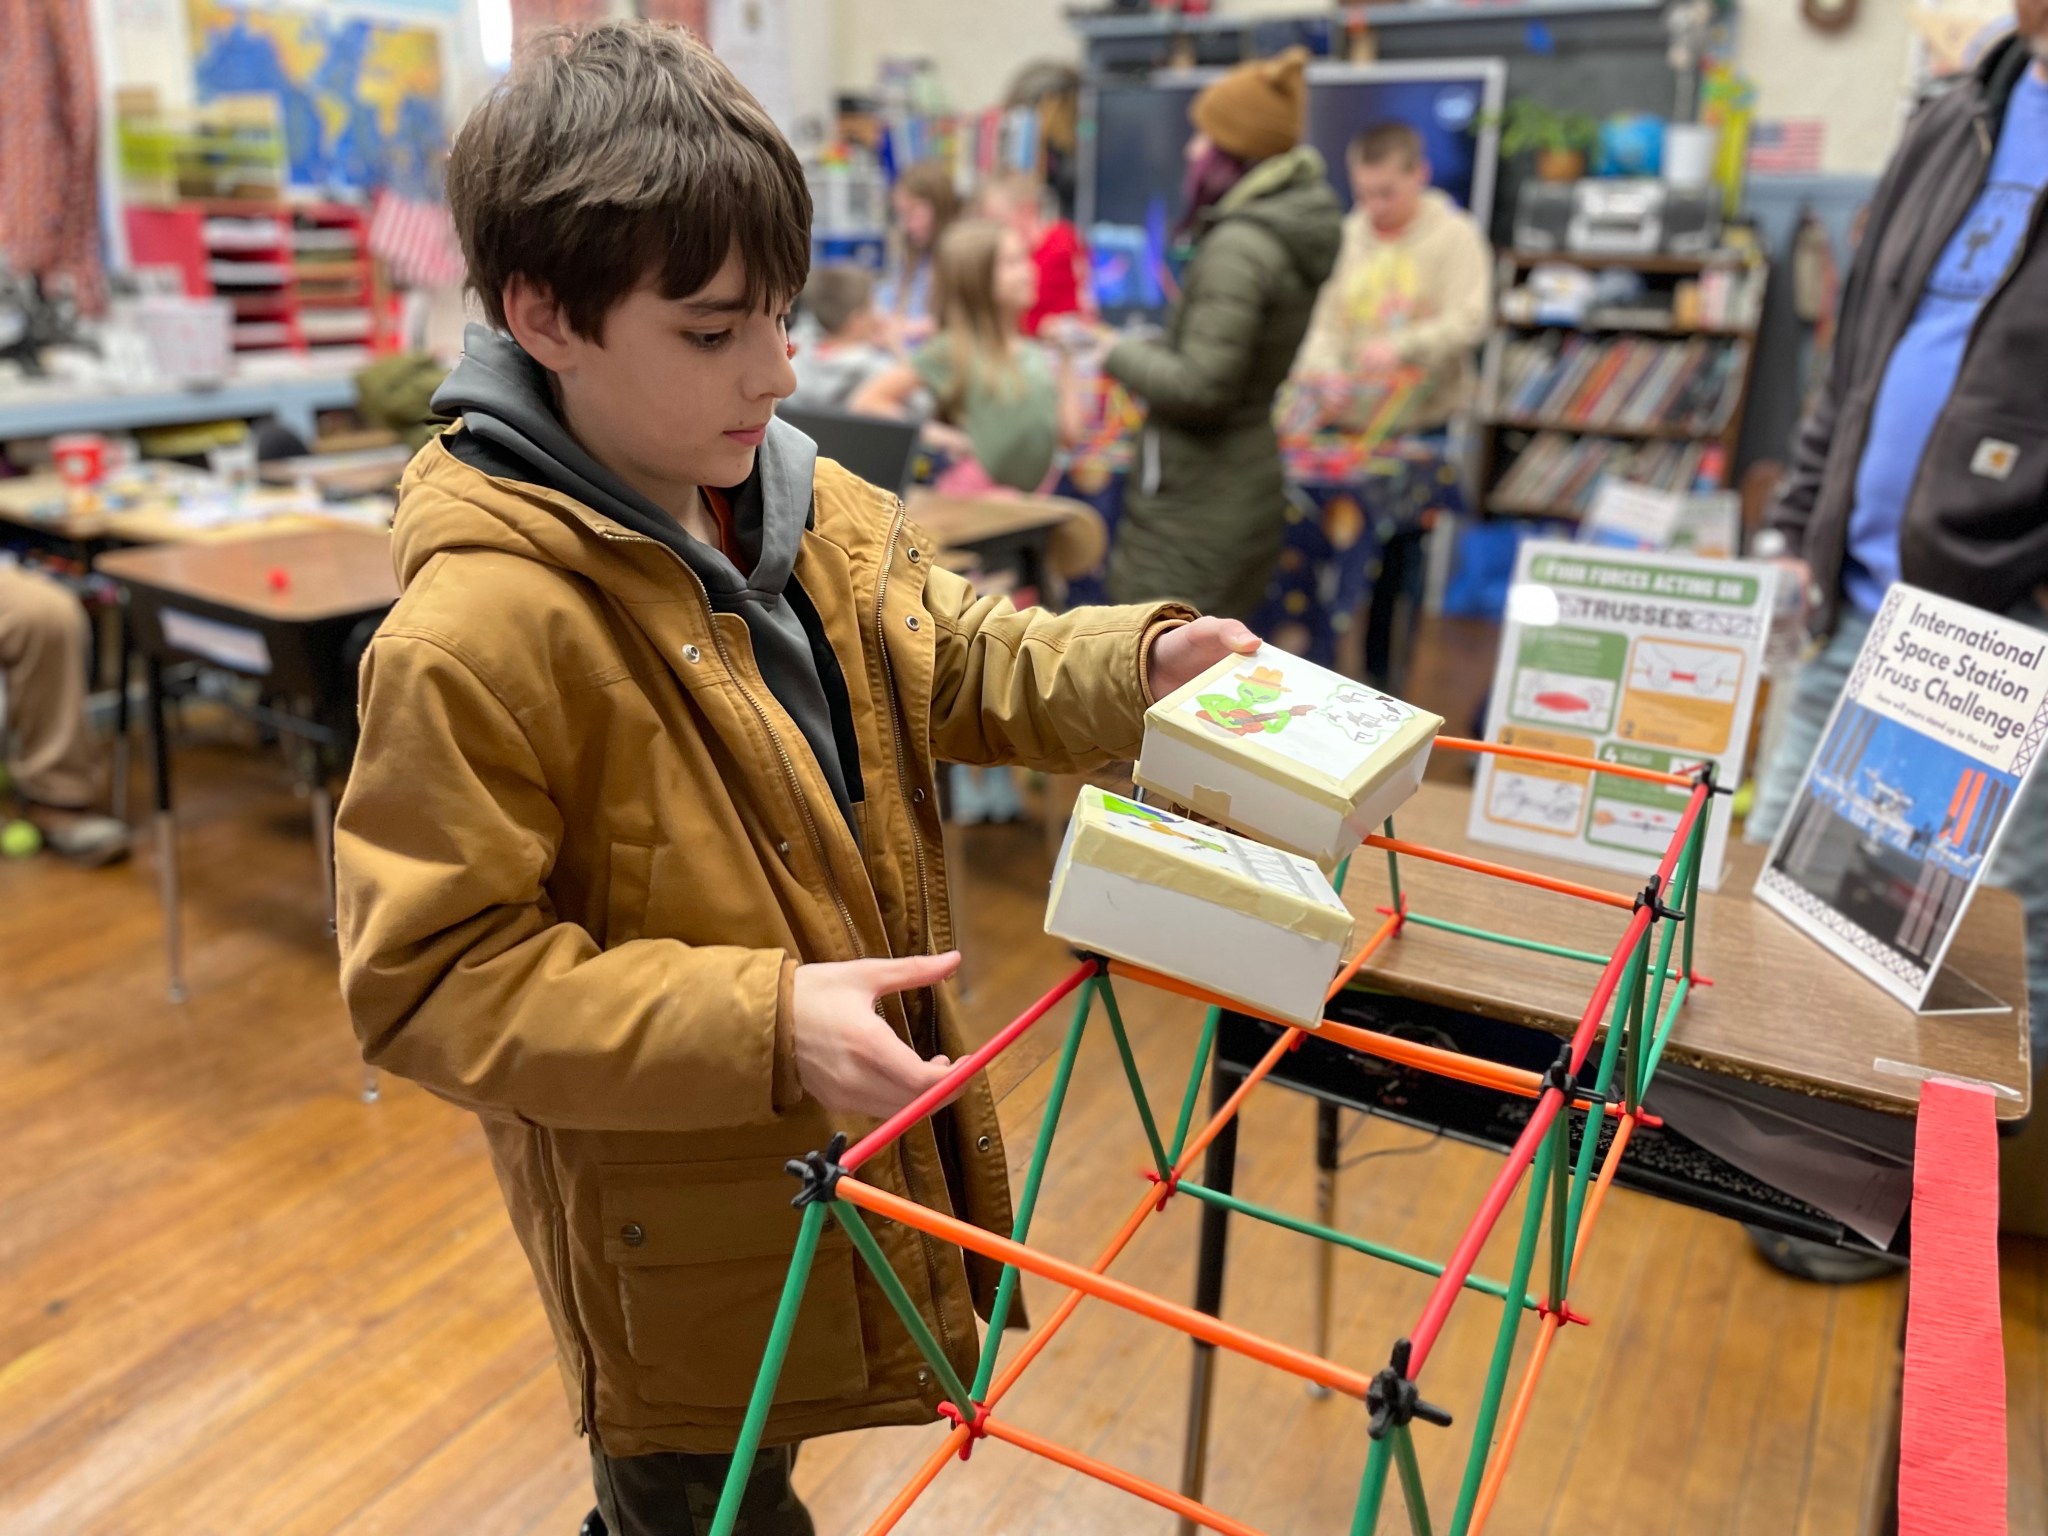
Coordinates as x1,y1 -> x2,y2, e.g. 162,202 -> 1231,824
1757,585 -> 2048,1011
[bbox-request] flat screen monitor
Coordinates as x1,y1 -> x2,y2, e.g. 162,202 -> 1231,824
1080,60 -> 1505,318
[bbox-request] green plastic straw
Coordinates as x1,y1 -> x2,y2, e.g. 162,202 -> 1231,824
972,978 -> 1097,1398
1383,815 -> 1404,910
1559,927 -> 1641,1288
1641,975 -> 1693,1086
1099,975 -> 1172,1179
1394,1422 -> 1435,1536
834,1202 -> 975,1413
1446,1134 -> 1556,1536
1545,1111 -> 1570,1311
1177,1179 -> 1539,1311
707,1201 -> 828,1536
1352,1432 -> 1395,1536
1169,1006 -> 1221,1165
1399,912 -> 1611,967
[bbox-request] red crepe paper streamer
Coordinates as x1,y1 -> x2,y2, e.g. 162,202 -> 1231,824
1899,1078 -> 2006,1533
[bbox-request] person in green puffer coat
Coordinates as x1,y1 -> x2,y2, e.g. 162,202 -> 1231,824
1104,46 -> 1343,619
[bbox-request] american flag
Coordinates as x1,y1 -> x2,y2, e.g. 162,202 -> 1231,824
369,191 -> 467,291
1748,120 -> 1827,176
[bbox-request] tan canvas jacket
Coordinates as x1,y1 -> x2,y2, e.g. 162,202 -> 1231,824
335,433 -> 1189,1455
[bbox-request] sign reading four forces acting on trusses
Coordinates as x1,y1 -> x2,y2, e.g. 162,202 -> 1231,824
1467,541 -> 1777,890
1756,584 -> 2048,1013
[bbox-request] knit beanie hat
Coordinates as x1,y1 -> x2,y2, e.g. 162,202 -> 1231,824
1191,46 -> 1309,163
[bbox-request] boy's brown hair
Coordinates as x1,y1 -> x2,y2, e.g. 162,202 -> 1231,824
801,265 -> 874,337
1347,120 -> 1424,170
448,19 -> 811,339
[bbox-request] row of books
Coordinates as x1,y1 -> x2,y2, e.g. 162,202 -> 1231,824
1489,334 -> 1747,435
1491,432 -> 1728,517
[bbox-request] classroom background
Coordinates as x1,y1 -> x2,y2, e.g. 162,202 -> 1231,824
2,2 -> 2044,1533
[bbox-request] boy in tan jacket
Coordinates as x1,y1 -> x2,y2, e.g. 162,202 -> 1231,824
332,22 -> 1253,1536
1293,120 -> 1493,432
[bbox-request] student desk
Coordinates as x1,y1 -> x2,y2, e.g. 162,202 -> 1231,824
1173,780 -> 2030,1526
95,530 -> 399,1002
904,490 -> 1104,606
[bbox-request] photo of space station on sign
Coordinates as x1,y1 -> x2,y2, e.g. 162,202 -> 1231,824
1769,700 -> 2019,970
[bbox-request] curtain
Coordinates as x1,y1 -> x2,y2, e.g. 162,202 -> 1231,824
0,0 -> 105,312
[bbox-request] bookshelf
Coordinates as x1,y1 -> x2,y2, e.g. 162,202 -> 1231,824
124,200 -> 387,362
1474,248 -> 1766,521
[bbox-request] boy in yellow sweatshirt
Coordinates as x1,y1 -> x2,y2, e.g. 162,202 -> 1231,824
1293,120 -> 1493,431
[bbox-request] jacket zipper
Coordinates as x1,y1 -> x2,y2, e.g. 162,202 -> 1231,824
595,525 -> 867,962
873,498 -> 937,961
870,497 -> 961,1376
600,517 -> 962,1379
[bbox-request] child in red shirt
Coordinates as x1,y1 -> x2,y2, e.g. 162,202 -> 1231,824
977,171 -> 1094,337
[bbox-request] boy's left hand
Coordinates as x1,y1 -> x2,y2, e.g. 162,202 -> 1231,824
1148,617 -> 1261,699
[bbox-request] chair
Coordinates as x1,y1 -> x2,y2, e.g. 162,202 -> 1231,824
777,405 -> 921,497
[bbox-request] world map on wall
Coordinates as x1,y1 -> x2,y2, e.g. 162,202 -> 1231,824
188,1 -> 447,196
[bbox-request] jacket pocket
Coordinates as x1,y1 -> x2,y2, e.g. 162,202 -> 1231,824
600,1161 -> 869,1408
604,841 -> 655,948
1914,408 -> 2048,549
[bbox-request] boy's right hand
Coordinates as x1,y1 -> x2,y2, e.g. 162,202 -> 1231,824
790,952 -> 963,1118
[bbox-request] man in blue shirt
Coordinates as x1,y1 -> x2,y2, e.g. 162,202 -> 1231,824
1747,7 -> 2048,1284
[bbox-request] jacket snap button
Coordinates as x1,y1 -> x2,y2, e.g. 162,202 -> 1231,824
620,1223 -> 645,1248
911,787 -> 926,804
682,645 -> 701,663
905,614 -> 921,631
977,1135 -> 992,1153
916,1368 -> 931,1384
776,839 -> 791,856
907,547 -> 921,563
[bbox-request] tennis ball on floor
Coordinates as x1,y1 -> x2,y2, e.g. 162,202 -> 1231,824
1,820 -> 42,859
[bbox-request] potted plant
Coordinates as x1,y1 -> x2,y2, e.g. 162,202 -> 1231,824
1495,100 -> 1601,183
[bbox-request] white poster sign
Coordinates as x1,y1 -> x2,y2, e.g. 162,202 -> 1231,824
1754,584 -> 2048,1010
1467,541 -> 1778,889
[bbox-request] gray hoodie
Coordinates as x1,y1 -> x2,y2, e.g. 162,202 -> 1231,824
432,324 -> 858,825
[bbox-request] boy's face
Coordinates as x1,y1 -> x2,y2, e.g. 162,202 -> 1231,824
1351,153 -> 1428,237
507,251 -> 796,493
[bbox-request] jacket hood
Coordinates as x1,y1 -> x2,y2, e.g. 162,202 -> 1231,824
1210,144 -> 1345,286
421,323 -> 817,602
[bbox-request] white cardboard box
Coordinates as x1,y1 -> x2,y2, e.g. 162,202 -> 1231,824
1044,784 -> 1353,1027
1135,645 -> 1443,868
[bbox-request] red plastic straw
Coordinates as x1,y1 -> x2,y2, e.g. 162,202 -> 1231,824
842,958 -> 1096,1171
1406,903 -> 1651,1374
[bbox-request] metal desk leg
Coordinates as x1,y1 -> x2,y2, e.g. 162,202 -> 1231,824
1177,1058 -> 1242,1535
146,655 -> 186,1004
110,598 -> 131,826
1307,1099 -> 1342,1398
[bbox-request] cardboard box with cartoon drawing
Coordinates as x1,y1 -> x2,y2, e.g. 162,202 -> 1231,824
1134,644 -> 1443,867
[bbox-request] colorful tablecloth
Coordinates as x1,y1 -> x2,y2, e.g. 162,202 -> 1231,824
1055,428 -> 1464,669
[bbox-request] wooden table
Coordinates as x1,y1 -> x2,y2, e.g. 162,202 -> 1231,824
95,530 -> 400,1003
1172,780 -> 2031,1529
905,490 -> 1106,602
1351,782 -> 2031,1120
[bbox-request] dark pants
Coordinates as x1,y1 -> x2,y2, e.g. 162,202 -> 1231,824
591,1442 -> 814,1536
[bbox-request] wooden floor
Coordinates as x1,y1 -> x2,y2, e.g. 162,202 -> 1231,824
2,619 -> 2042,1534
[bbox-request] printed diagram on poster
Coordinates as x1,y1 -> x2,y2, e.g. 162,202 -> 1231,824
1755,585 -> 2048,1012
1468,542 -> 1777,887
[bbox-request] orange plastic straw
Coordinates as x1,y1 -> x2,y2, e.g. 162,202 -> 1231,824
1308,1015 -> 1634,1122
983,1417 -> 1273,1536
1434,735 -> 1695,787
862,1028 -> 1305,1536
1362,834 -> 1638,909
1105,905 -> 1407,1026
838,1176 -> 1378,1399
